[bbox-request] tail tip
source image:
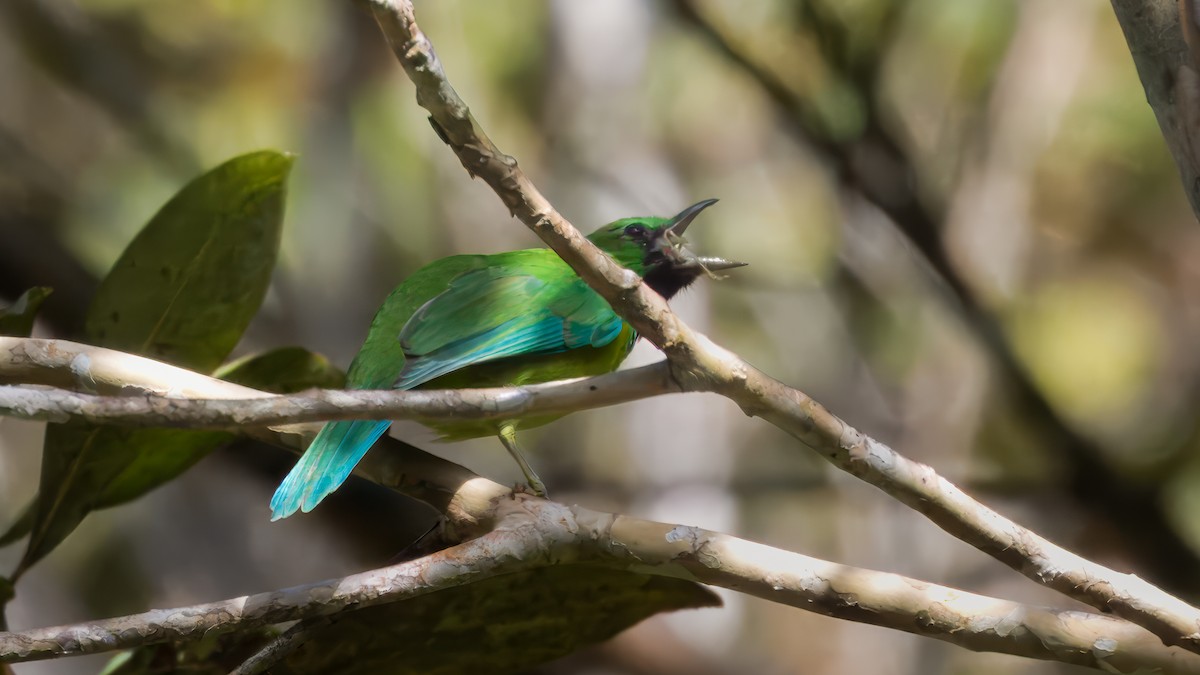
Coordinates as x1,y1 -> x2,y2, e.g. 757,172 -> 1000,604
269,489 -> 317,521
269,488 -> 299,521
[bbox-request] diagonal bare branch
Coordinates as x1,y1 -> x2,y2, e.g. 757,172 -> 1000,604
363,0 -> 1200,654
669,0 -> 1200,593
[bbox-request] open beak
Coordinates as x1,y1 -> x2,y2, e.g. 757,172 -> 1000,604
665,199 -> 747,272
667,198 -> 720,236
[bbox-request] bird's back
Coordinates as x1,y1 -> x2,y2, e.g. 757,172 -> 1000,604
349,248 -> 636,436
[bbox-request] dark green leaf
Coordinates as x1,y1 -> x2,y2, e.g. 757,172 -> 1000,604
85,150 -> 292,371
216,346 -> 346,393
12,347 -> 342,569
17,423 -> 233,578
18,151 -> 293,575
92,428 -> 234,509
0,575 -> 13,631
277,565 -> 721,675
0,287 -> 52,337
83,568 -> 714,673
93,348 -> 344,508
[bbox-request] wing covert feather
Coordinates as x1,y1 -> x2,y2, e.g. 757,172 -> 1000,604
394,261 -> 624,389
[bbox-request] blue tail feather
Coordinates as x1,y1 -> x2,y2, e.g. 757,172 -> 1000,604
270,419 -> 391,520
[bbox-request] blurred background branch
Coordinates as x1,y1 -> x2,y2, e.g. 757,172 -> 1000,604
671,0 -> 1200,596
1110,0 -> 1200,216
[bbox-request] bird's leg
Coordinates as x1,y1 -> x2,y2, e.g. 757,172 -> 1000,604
498,423 -> 548,498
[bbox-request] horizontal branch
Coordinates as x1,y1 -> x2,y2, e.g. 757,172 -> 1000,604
0,336 -> 270,399
594,510 -> 1200,673
0,511 -> 540,663
0,336 -> 509,537
6,496 -> 1195,672
0,358 -> 676,430
366,0 -> 1200,655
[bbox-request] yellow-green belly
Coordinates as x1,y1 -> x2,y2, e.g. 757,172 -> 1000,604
418,323 -> 636,440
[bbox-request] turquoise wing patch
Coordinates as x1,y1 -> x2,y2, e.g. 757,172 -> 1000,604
394,267 -> 624,389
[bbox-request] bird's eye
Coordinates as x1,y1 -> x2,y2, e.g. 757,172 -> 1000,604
624,223 -> 648,239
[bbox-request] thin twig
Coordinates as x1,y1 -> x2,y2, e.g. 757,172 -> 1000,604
228,618 -> 328,675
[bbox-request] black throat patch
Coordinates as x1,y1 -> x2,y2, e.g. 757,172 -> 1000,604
642,264 -> 702,300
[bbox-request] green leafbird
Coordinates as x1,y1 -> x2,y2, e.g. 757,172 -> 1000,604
271,199 -> 743,519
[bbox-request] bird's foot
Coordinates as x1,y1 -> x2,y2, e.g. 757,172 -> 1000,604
511,480 -> 549,500
498,425 -> 549,499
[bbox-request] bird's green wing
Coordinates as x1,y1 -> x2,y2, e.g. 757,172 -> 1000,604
270,252 -> 624,520
343,254 -> 490,389
395,256 -> 625,388
272,254 -> 491,519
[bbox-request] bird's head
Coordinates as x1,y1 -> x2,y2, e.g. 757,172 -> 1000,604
587,199 -> 746,299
